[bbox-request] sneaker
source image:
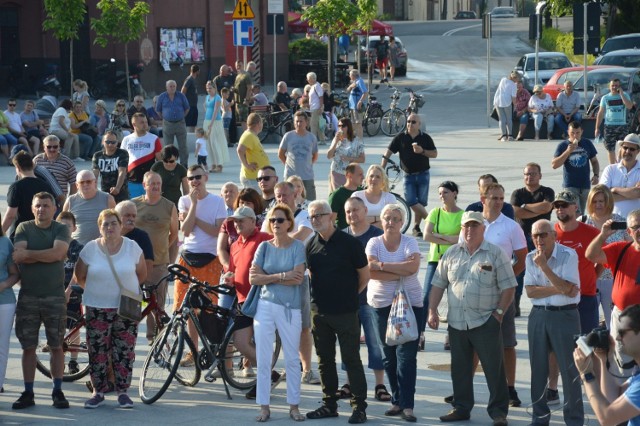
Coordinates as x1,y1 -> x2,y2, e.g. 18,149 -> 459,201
508,387 -> 521,407
241,366 -> 255,378
12,391 -> 35,409
271,370 -> 285,390
179,352 -> 195,367
302,369 -> 321,385
546,388 -> 560,405
508,136 -> 515,141
52,389 -> 70,409
245,385 -> 257,400
118,393 -> 134,409
68,359 -> 79,374
84,393 -> 105,409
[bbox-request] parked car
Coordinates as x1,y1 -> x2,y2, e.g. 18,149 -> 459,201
543,65 -> 619,100
454,11 -> 477,19
572,67 -> 640,121
359,35 -> 408,77
594,48 -> 640,68
515,52 -> 573,92
491,7 -> 516,18
600,33 -> 640,56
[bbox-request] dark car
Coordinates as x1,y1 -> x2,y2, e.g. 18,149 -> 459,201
600,33 -> 640,56
359,36 -> 408,77
594,48 -> 640,68
454,11 -> 477,19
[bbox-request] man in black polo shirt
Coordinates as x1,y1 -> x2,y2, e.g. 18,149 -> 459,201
381,113 -> 437,237
305,200 -> 370,424
273,81 -> 292,111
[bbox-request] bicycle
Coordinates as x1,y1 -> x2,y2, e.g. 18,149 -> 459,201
257,103 -> 294,143
35,275 -> 172,382
405,88 -> 425,115
333,91 -> 351,120
362,95 -> 384,137
383,156 -> 413,234
139,264 -> 281,404
380,87 -> 407,137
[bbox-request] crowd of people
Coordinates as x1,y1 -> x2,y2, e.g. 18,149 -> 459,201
2,63 -> 640,426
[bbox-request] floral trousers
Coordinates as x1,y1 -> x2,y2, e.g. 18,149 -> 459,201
86,307 -> 138,393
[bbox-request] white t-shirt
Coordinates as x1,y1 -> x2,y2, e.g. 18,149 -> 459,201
196,137 -> 208,156
309,82 -> 324,111
3,110 -> 23,133
49,107 -> 70,133
80,238 -> 143,309
365,235 -> 423,308
351,190 -> 397,218
493,77 -> 517,108
178,193 -> 227,253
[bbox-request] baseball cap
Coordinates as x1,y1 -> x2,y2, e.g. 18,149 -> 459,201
9,144 -> 29,161
461,211 -> 484,225
553,190 -> 577,206
229,206 -> 256,221
617,133 -> 640,148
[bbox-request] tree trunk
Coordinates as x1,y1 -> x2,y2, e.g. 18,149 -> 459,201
328,35 -> 334,89
125,43 -> 131,102
70,40 -> 74,97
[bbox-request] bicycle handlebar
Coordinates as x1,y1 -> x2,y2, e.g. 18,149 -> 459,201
167,263 -> 234,296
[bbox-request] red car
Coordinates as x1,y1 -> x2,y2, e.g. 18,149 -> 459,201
543,66 -> 617,100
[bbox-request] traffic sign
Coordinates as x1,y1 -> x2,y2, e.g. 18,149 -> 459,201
233,20 -> 254,47
232,0 -> 255,19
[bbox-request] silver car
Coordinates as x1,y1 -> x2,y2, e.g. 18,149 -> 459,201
515,52 -> 572,92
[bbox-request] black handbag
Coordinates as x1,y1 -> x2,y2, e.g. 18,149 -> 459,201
181,250 -> 216,268
80,122 -> 99,138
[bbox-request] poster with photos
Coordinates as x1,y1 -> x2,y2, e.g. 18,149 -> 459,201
159,27 -> 204,69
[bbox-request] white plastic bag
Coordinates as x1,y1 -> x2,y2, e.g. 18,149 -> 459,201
385,280 -> 419,346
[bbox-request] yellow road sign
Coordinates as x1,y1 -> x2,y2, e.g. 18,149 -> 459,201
232,0 -> 255,19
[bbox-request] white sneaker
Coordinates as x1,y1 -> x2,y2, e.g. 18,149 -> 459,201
301,370 -> 321,385
241,366 -> 255,378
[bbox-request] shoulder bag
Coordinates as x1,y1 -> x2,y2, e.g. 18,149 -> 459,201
100,241 -> 142,322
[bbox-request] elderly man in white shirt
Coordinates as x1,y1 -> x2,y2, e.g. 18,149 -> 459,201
600,133 -> 640,218
493,71 -> 519,141
554,80 -> 582,138
306,72 -> 325,145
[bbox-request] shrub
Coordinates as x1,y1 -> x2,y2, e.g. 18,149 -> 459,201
289,38 -> 327,63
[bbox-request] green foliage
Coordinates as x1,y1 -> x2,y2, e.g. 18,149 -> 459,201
612,0 -> 640,34
91,0 -> 150,47
289,0 -> 303,12
301,0 -> 377,37
43,0 -> 86,41
289,38 -> 328,63
539,26 -> 606,64
377,13 -> 394,21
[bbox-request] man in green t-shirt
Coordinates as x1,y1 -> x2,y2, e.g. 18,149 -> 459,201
12,191 -> 71,410
329,163 -> 364,230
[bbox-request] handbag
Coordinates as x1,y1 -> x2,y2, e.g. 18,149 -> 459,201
385,278 -> 419,346
490,107 -> 500,121
181,250 -> 216,268
240,284 -> 260,318
100,241 -> 142,322
80,122 -> 99,138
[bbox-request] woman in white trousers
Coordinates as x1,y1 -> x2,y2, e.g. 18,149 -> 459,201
0,218 -> 20,392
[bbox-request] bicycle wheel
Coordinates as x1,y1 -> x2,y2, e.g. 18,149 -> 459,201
174,332 -> 200,387
278,118 -> 293,136
380,108 -> 407,137
258,125 -> 274,143
391,192 -> 412,234
220,330 -> 282,391
139,317 -> 185,404
364,108 -> 383,137
36,314 -> 90,382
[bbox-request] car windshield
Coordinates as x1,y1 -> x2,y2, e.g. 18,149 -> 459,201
598,55 -> 640,68
573,72 -> 632,91
525,56 -> 571,71
493,8 -> 513,14
602,38 -> 640,53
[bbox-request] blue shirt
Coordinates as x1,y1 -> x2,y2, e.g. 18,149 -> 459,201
0,237 -> 15,305
349,77 -> 368,110
554,138 -> 597,189
204,94 -> 222,121
625,372 -> 640,426
156,91 -> 189,122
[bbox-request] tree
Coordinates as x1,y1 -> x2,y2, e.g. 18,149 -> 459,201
43,0 -> 87,96
302,0 -> 377,88
91,0 -> 150,101
544,0 -> 639,37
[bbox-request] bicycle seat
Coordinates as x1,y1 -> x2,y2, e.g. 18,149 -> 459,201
370,96 -> 377,101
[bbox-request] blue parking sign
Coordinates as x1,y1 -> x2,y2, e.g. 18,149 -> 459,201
233,20 -> 254,47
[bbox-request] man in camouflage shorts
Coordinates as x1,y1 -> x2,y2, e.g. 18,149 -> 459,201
12,192 -> 71,410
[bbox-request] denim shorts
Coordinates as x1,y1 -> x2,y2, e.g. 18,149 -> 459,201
403,170 -> 430,207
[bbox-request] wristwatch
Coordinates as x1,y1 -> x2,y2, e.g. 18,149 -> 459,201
495,308 -> 504,315
583,372 -> 596,383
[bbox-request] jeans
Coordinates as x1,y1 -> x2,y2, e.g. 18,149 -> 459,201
374,305 -> 424,410
403,170 -> 430,207
596,278 -> 613,329
554,112 -> 582,135
517,112 -> 529,125
342,304 -> 384,371
421,261 -> 438,328
77,133 -> 94,158
578,294 -> 599,334
532,112 -> 554,135
496,105 -> 513,137
0,302 -> 16,389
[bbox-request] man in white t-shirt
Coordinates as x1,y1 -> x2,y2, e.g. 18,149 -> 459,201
121,113 -> 162,199
306,72 -> 325,145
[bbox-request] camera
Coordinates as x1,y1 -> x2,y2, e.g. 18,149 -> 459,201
576,325 -> 610,356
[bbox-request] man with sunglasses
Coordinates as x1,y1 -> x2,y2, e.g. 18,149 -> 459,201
34,135 -> 77,200
4,99 -> 40,156
381,113 -> 437,238
91,131 -> 130,203
121,113 -> 162,199
600,133 -> 640,218
587,209 -> 640,379
257,166 -> 279,214
594,79 -> 634,165
524,219 -> 583,426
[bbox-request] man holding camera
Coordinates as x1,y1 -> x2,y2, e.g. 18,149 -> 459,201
586,208 -> 640,378
524,219 -> 583,425
573,304 -> 640,426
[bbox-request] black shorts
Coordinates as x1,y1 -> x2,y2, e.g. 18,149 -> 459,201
234,309 -> 253,330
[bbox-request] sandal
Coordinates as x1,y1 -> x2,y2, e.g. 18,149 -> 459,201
289,409 -> 306,422
375,384 -> 392,402
256,408 -> 270,422
336,383 -> 352,399
306,405 -> 338,419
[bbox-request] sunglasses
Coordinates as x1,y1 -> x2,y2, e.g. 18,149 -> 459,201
117,104 -> 125,107
163,159 -> 176,164
532,232 -> 549,239
45,145 -> 59,150
104,140 -> 117,145
78,180 -> 95,185
256,176 -> 273,182
268,217 -> 286,224
309,213 -> 330,221
554,202 -> 570,208
407,120 -> 418,124
187,175 -> 204,181
8,103 -> 16,107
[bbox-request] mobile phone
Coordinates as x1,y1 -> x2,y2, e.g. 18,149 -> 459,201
611,221 -> 627,230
